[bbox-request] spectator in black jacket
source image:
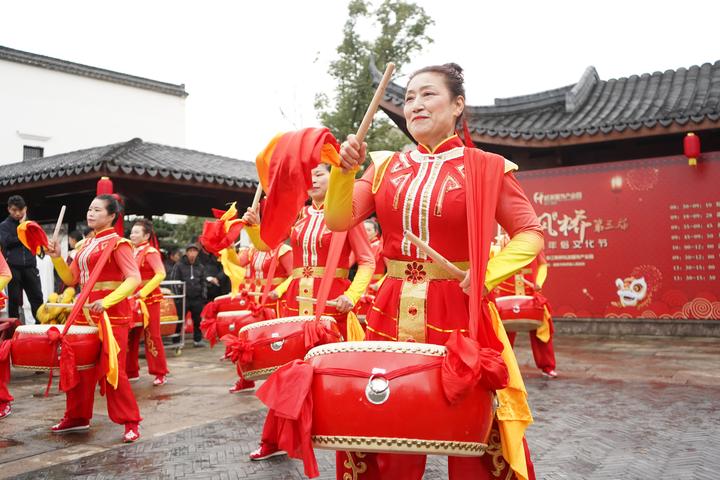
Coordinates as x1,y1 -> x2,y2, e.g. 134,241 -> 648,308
199,247 -> 229,301
170,243 -> 208,346
0,195 -> 43,323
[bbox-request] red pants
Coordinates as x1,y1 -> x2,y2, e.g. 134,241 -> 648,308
507,331 -> 556,372
127,302 -> 169,377
64,324 -> 142,425
336,423 -> 536,479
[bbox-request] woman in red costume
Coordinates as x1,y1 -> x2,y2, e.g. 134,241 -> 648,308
236,243 -> 293,317
227,243 -> 293,394
243,163 -> 375,461
0,251 -> 13,419
126,218 -> 169,386
491,240 -> 557,378
326,63 -> 543,480
48,194 -> 143,443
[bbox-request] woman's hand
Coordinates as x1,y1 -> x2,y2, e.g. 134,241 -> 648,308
88,300 -> 105,314
339,134 -> 367,171
459,270 -> 488,296
46,240 -> 61,258
242,207 -> 260,226
332,295 -> 354,314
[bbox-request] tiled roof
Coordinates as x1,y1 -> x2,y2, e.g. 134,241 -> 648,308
0,45 -> 188,98
0,138 -> 257,188
373,60 -> 720,142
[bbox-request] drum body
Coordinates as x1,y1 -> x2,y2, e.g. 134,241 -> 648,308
214,294 -> 252,313
159,287 -> 180,336
216,310 -> 263,338
237,316 -> 341,380
495,295 -> 544,332
306,341 -> 494,456
10,324 -> 100,370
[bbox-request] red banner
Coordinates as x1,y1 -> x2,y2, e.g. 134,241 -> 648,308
515,151 -> 720,320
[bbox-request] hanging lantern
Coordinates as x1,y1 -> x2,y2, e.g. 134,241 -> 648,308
96,176 -> 124,236
96,176 -> 114,195
684,132 -> 701,167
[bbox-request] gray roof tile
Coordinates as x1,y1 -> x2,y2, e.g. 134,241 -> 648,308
372,60 -> 720,141
0,138 -> 257,188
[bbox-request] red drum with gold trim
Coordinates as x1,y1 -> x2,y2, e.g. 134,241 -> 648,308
216,310 -> 261,338
159,287 -> 179,336
306,341 -> 494,456
10,324 -> 100,371
214,294 -> 252,313
494,295 -> 544,332
237,316 -> 341,381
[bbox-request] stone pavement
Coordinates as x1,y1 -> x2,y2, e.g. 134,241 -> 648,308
1,334 -> 719,479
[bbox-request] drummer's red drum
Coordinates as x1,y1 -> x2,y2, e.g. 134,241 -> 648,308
159,287 -> 180,336
214,294 -> 252,313
494,295 -> 544,332
305,341 -> 494,456
237,316 -> 341,381
216,310 -> 262,338
10,324 -> 101,371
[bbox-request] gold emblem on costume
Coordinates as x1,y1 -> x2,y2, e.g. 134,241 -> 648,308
343,451 -> 368,480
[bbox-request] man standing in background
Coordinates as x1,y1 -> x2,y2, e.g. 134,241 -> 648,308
0,195 -> 43,323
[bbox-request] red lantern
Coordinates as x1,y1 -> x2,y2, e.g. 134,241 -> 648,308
96,176 -> 124,236
684,132 -> 701,167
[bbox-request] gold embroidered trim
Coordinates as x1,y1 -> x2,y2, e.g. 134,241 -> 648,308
426,323 -> 469,334
242,365 -> 280,380
365,325 -> 397,341
292,267 -> 349,279
12,362 -> 96,371
385,260 -> 469,280
312,435 -> 487,457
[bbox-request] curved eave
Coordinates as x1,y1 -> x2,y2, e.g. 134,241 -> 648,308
379,100 -> 720,148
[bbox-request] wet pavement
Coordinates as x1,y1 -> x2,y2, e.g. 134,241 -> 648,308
1,334 -> 719,479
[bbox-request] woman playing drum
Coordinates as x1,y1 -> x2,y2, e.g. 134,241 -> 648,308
48,194 -> 143,443
127,218 -> 169,386
326,63 -> 543,480
242,162 -> 376,461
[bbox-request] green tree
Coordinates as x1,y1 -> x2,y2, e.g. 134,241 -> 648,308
315,0 -> 433,157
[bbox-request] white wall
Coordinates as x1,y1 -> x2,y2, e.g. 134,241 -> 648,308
0,60 -> 186,165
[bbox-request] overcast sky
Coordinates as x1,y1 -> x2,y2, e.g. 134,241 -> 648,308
2,0 -> 718,161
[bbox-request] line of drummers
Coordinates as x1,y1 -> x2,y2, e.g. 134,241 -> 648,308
0,188 -> 556,475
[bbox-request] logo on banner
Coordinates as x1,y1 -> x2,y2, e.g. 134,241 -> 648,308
533,191 -> 583,206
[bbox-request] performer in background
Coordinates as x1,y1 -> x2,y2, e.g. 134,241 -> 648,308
0,250 -> 13,419
236,243 -> 293,317
242,162 -> 375,461
127,219 -> 170,386
48,194 -> 143,443
491,236 -> 557,378
327,63 -> 542,479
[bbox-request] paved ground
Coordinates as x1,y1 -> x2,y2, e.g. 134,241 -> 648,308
1,334 -> 719,479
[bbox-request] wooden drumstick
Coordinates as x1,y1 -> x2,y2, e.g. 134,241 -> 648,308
403,231 -> 466,281
251,182 -> 263,211
45,302 -> 89,309
296,296 -> 339,308
356,62 -> 395,144
246,291 -> 263,297
51,205 -> 66,245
